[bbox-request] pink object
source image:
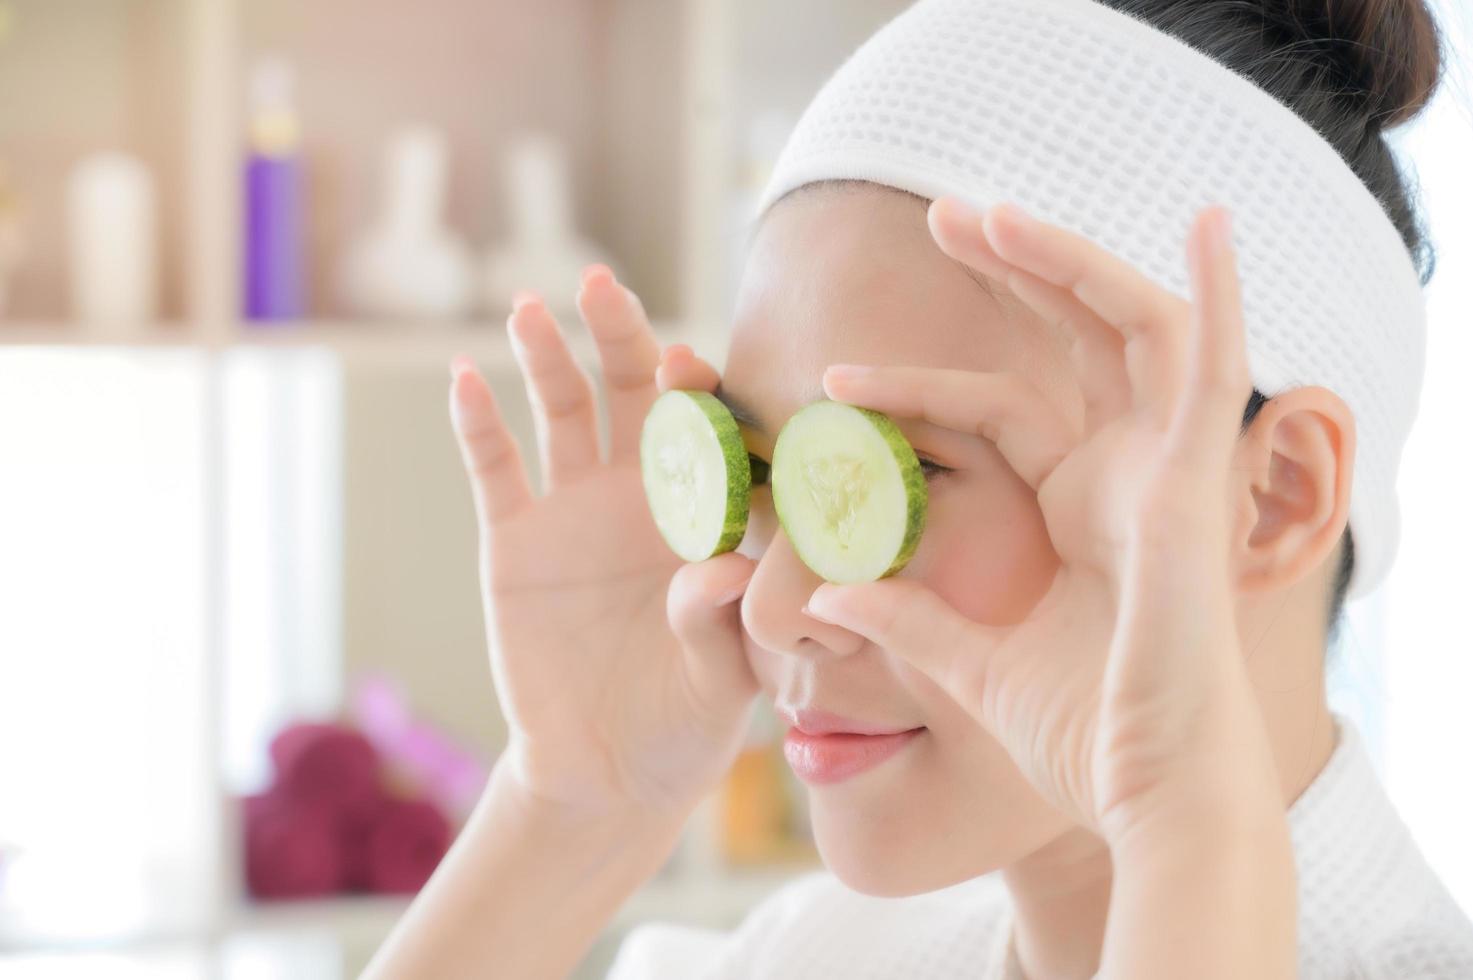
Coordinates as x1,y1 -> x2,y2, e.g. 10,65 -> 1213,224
354,797 -> 452,894
336,791 -> 390,892
269,722 -> 381,809
242,791 -> 344,899
351,674 -> 490,821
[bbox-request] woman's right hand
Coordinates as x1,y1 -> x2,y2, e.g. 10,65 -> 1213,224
449,265 -> 761,827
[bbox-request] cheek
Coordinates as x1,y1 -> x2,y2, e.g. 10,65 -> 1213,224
913,470 -> 1059,625
736,473 -> 1056,695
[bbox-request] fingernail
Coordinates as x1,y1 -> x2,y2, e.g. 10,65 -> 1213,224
506,312 -> 528,346
1209,208 -> 1234,257
802,604 -> 835,624
991,200 -> 1033,228
803,589 -> 838,623
449,353 -> 474,379
825,364 -> 871,383
511,289 -> 542,312
580,263 -> 614,288
934,195 -> 982,223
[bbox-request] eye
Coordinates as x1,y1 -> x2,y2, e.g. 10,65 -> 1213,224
916,455 -> 952,481
913,456 -> 948,480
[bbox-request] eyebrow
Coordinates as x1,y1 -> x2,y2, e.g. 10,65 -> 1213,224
712,383 -> 765,433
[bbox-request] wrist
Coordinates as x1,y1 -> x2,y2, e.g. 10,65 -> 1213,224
363,754 -> 692,980
1105,782 -> 1292,871
1097,691 -> 1288,856
487,753 -> 690,852
1103,803 -> 1297,980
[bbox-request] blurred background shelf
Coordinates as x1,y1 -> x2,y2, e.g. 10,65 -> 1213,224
0,866 -> 812,980
0,318 -> 714,368
219,863 -> 807,940
0,0 -> 906,977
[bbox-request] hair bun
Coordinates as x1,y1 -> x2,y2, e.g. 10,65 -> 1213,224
1286,0 -> 1445,131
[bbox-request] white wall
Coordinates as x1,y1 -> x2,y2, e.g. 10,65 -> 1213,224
1379,0 -> 1473,915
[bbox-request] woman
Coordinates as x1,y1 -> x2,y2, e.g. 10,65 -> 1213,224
365,0 -> 1473,976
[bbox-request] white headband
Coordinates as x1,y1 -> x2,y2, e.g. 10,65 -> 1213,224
757,0 -> 1427,602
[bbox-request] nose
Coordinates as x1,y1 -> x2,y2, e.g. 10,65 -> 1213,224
741,527 -> 867,659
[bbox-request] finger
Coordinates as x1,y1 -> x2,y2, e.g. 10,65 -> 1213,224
822,365 -> 1078,491
668,552 -> 762,728
1166,206 -> 1254,470
448,354 -> 535,523
929,197 -> 1132,434
804,577 -> 1005,724
655,343 -> 722,394
980,200 -> 1192,424
575,265 -> 661,465
508,296 -> 602,488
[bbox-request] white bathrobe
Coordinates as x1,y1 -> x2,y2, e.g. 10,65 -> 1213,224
607,711 -> 1473,979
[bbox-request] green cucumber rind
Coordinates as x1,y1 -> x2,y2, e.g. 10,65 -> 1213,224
858,406 -> 928,578
643,389 -> 750,560
686,390 -> 752,556
770,399 -> 928,583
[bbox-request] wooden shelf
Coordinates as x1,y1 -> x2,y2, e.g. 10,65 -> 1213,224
221,863 -> 808,944
232,318 -> 715,369
226,893 -> 411,939
0,862 -> 811,958
0,318 -> 717,369
0,321 -> 200,347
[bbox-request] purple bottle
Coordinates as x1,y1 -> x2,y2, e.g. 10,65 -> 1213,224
243,57 -> 305,322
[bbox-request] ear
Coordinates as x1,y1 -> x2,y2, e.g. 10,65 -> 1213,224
1228,386 -> 1355,594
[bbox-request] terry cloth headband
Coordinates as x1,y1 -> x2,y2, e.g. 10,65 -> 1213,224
756,0 -> 1428,601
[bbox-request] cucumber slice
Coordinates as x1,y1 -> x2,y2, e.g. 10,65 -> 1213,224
640,389 -> 751,562
771,400 -> 927,583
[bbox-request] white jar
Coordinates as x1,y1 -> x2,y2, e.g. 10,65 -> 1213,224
66,152 -> 158,332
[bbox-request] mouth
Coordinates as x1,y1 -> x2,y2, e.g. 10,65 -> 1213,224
777,706 -> 922,737
782,726 -> 926,785
775,706 -> 926,785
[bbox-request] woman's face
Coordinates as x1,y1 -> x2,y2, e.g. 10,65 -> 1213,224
723,183 -> 1087,896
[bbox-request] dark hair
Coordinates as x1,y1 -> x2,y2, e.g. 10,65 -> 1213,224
1100,0 -> 1445,643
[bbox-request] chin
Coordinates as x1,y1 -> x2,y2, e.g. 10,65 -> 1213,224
805,790 -> 1014,898
800,753 -> 1076,897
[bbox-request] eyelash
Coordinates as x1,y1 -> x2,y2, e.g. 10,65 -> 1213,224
747,453 -> 951,484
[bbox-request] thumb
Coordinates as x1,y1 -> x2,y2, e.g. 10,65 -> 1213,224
667,551 -> 761,730
805,577 -> 1004,715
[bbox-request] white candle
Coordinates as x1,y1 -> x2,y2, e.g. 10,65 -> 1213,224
66,152 -> 158,332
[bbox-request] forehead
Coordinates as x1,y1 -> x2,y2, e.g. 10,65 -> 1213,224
721,183 -> 1070,431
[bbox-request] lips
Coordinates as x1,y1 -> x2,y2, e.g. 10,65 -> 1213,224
777,706 -> 920,737
782,727 -> 924,785
772,706 -> 925,785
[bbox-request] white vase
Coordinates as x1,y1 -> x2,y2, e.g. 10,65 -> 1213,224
480,132 -> 611,322
339,125 -> 473,320
67,152 -> 158,332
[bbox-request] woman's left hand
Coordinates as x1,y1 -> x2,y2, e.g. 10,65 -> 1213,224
809,198 -> 1286,848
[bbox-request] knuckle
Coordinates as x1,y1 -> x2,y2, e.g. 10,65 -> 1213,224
665,564 -> 700,625
540,384 -> 596,421
460,427 -> 519,473
667,559 -> 716,615
602,361 -> 657,394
